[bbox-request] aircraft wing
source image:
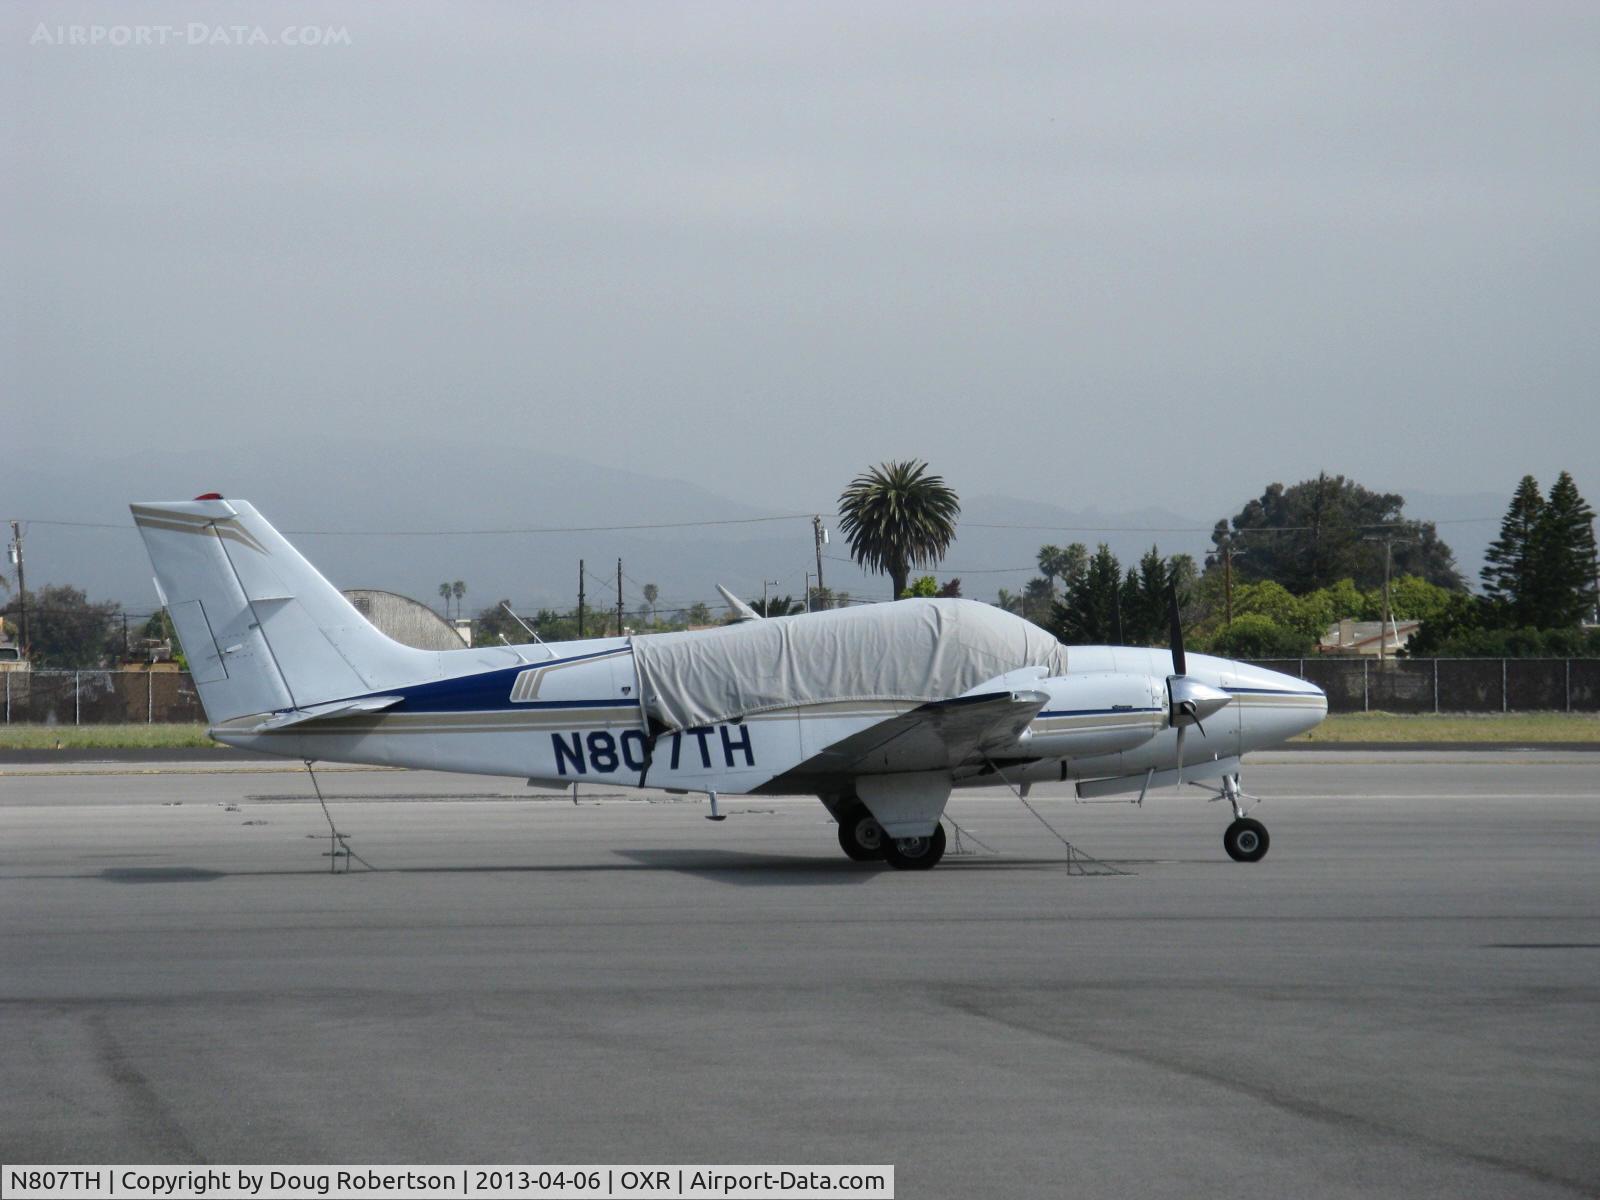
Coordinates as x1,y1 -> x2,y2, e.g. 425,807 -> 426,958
797,689 -> 1049,779
1076,754 -> 1240,798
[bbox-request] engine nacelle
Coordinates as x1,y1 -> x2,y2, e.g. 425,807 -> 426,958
1167,675 -> 1232,729
1020,671 -> 1166,759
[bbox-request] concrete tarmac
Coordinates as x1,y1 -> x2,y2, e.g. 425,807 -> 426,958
2,751 -> 1597,1197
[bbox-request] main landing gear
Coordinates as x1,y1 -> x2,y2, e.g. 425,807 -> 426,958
881,823 -> 946,871
831,796 -> 948,870
837,809 -> 886,862
1219,772 -> 1270,863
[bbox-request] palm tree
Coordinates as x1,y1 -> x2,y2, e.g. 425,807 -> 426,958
438,582 -> 452,616
1037,545 -> 1064,600
995,588 -> 1023,614
451,581 -> 466,619
747,594 -> 803,617
838,460 -> 961,599
1023,576 -> 1055,623
643,583 -> 659,626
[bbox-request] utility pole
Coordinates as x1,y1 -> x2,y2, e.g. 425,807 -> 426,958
762,579 -> 780,617
1362,534 -> 1413,661
1223,544 -> 1233,627
8,521 -> 26,657
1221,543 -> 1247,627
804,571 -> 812,613
812,515 -> 827,598
577,559 -> 585,638
616,558 -> 624,636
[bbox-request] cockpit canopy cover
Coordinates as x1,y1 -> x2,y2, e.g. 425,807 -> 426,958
632,598 -> 1069,732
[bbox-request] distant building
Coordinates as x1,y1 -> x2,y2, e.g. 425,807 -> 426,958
343,589 -> 471,650
1319,618 -> 1421,657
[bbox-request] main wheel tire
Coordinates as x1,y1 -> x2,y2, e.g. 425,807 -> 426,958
1223,817 -> 1269,863
881,822 -> 947,871
837,812 -> 886,862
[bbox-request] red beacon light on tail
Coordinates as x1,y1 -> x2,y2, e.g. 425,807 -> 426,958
193,492 -> 224,501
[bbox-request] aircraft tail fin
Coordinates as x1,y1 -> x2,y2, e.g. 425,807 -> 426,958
132,498 -> 435,724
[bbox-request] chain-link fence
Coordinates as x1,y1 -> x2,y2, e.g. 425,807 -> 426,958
3,661 -> 1598,724
2,671 -> 205,724
1244,658 -> 1600,713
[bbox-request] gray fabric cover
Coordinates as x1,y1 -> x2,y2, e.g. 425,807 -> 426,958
631,598 -> 1069,731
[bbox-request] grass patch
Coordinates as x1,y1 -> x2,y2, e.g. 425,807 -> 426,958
1294,712 -> 1600,743
0,723 -> 221,750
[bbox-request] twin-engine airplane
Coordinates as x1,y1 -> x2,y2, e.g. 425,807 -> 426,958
134,497 -> 1327,870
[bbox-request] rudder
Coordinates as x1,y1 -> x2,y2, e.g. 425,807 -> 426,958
133,499 -> 434,724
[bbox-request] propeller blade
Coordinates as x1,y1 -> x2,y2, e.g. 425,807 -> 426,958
1175,724 -> 1185,789
1167,582 -> 1186,677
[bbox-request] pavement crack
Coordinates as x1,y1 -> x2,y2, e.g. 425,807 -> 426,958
87,1013 -> 207,1162
940,990 -> 1594,1198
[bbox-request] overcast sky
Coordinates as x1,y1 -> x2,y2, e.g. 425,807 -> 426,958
5,2 -> 1597,523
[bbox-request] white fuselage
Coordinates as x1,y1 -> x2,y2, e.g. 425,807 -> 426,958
212,638 -> 1326,796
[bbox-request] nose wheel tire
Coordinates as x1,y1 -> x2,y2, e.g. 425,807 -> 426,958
838,813 -> 887,862
1223,817 -> 1269,863
881,823 -> 947,871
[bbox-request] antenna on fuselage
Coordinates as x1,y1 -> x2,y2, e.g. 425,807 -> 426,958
500,602 -> 543,643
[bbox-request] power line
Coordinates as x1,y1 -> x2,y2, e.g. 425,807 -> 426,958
13,513 -> 1504,535
14,514 -> 816,535
962,518 -> 1499,533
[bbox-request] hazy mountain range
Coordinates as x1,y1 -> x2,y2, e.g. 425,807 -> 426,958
6,439 -> 1506,620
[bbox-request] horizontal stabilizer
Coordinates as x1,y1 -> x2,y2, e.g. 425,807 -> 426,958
1076,754 -> 1240,799
250,695 -> 403,732
716,585 -> 762,622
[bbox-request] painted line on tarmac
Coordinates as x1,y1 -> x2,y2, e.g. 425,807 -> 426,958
1256,756 -> 1600,766
1224,792 -> 1600,801
0,764 -> 402,778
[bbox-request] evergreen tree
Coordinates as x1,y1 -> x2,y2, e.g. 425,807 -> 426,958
1059,543 -> 1089,592
1052,544 -> 1122,644
1131,545 -> 1174,644
1538,471 -> 1599,627
1116,568 -> 1138,644
1481,475 -> 1546,623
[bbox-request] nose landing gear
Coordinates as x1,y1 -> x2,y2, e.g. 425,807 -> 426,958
1223,816 -> 1269,862
1219,772 -> 1270,862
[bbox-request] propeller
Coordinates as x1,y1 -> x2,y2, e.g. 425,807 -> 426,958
1164,583 -> 1231,787
1168,581 -> 1186,678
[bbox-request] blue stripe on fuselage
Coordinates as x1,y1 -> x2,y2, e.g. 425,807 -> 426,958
386,646 -> 631,714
